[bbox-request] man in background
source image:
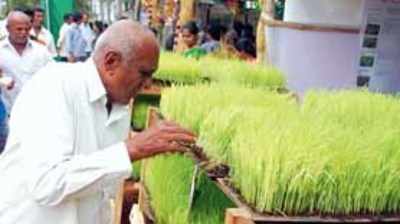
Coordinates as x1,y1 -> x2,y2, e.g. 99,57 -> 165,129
0,11 -> 52,112
81,12 -> 95,58
30,7 -> 56,56
57,13 -> 73,62
65,11 -> 87,62
0,7 -> 32,41
0,69 -> 10,154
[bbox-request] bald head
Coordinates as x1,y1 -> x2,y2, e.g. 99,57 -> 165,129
7,11 -> 31,27
93,20 -> 160,105
94,20 -> 159,64
7,11 -> 31,46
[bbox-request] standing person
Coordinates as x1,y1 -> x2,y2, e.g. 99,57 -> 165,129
30,7 -> 57,56
200,23 -> 226,53
57,13 -> 73,62
0,7 -> 32,40
235,38 -> 256,62
65,11 -> 87,62
92,20 -> 105,47
81,12 -> 95,58
180,21 -> 206,59
0,11 -> 52,112
0,20 -> 195,224
181,21 -> 199,50
212,30 -> 240,59
0,94 -> 7,153
139,5 -> 150,27
0,69 -> 12,154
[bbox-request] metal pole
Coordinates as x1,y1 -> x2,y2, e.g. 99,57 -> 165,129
134,0 -> 141,21
6,0 -> 11,13
100,0 -> 105,21
46,0 -> 51,29
107,0 -> 111,23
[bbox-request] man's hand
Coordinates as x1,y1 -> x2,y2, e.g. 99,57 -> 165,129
125,121 -> 196,161
6,79 -> 14,90
33,38 -> 47,46
0,76 -> 14,90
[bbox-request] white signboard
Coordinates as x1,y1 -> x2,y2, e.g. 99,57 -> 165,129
359,0 -> 400,92
284,0 -> 363,27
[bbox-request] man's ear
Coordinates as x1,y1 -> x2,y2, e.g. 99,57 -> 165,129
104,51 -> 122,73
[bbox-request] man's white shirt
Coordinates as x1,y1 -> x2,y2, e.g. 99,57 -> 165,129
0,19 -> 7,40
30,27 -> 57,56
80,23 -> 95,53
0,59 -> 133,224
57,23 -> 71,57
0,38 -> 52,112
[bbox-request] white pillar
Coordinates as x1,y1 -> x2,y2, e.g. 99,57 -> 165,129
100,0 -> 105,21
284,0 -> 363,27
106,0 -> 112,23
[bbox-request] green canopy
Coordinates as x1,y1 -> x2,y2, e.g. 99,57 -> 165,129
40,0 -> 75,43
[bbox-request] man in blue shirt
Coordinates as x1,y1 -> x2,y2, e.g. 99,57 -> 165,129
65,12 -> 87,62
0,95 -> 7,153
0,71 -> 9,154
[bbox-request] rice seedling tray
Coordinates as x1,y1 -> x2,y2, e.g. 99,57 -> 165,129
138,107 -> 233,224
220,179 -> 400,224
137,77 -> 209,96
136,107 -> 162,224
146,108 -> 400,224
138,182 -> 156,224
131,95 -> 161,131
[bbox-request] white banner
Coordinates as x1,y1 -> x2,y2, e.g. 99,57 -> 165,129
359,0 -> 400,92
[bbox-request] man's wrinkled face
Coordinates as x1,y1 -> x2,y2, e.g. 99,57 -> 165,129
8,20 -> 31,45
114,58 -> 157,104
33,11 -> 44,28
104,43 -> 159,105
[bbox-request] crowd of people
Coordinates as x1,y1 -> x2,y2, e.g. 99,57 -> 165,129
137,0 -> 257,61
56,11 -> 107,62
164,20 -> 257,61
0,7 -> 109,153
0,5 -> 258,154
0,6 -> 258,153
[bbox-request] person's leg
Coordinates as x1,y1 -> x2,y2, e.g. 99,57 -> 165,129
0,98 -> 8,154
0,119 -> 8,154
59,57 -> 68,62
77,56 -> 88,62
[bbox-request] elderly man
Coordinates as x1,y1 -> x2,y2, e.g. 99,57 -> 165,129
0,11 -> 52,112
30,7 -> 57,56
0,20 -> 195,223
